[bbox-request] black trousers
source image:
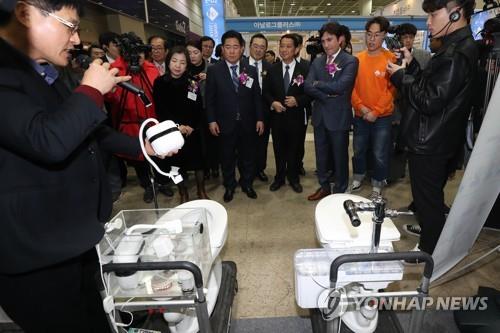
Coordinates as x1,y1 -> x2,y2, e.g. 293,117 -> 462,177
271,114 -> 302,184
0,249 -> 111,333
408,153 -> 455,254
255,118 -> 270,174
219,123 -> 257,190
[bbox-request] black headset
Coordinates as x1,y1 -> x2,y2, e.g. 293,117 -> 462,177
449,8 -> 462,22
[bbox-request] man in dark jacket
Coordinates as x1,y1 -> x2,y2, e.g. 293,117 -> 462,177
388,0 -> 478,255
0,1 -> 160,331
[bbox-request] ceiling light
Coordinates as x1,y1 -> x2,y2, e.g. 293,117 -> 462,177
259,3 -> 264,6
291,3 -> 296,5
260,11 -> 264,13
352,10 -> 356,13
326,3 -> 331,5
320,10 -> 324,13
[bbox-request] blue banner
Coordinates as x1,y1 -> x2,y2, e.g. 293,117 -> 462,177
225,16 -> 428,33
202,0 -> 225,45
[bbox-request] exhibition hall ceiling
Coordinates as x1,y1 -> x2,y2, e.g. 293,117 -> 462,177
232,0 -> 395,17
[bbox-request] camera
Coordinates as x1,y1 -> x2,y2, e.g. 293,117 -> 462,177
115,32 -> 151,74
306,36 -> 324,56
384,25 -> 403,65
69,48 -> 91,70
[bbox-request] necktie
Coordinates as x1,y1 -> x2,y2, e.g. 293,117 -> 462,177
283,65 -> 290,94
230,65 -> 239,92
327,54 -> 334,64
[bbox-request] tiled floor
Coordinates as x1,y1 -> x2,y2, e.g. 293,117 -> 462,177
113,134 -> 500,320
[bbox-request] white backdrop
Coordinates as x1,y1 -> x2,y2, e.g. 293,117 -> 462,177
432,75 -> 500,281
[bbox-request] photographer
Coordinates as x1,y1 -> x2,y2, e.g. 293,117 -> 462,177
387,0 -> 478,256
106,32 -> 173,203
0,1 -> 163,331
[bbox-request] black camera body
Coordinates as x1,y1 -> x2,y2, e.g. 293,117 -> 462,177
306,36 -> 324,56
116,32 -> 151,74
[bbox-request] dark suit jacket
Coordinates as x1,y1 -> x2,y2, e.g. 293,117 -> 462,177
305,51 -> 358,131
0,38 -> 140,274
205,59 -> 263,134
264,61 -> 311,128
256,59 -> 272,122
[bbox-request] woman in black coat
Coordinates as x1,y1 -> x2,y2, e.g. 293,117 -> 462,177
153,46 -> 208,202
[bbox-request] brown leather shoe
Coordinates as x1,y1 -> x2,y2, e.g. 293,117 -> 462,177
307,188 -> 330,201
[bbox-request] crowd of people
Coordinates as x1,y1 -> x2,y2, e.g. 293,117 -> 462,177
0,0 -> 480,330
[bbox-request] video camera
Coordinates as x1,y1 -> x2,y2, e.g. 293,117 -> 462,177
305,36 -> 323,56
115,32 -> 151,74
384,25 -> 403,50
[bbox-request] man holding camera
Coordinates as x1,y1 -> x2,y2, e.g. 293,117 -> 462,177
0,1 -> 162,331
387,0 -> 478,255
106,32 -> 174,203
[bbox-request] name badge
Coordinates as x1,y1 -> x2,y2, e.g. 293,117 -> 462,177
187,91 -> 197,101
245,77 -> 254,89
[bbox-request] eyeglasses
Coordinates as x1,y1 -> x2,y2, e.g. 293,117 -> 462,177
19,1 -> 80,35
38,7 -> 80,35
366,31 -> 384,40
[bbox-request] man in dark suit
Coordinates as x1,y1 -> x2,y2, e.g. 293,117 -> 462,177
201,35 -> 218,64
248,33 -> 272,182
305,22 -> 359,200
0,1 -> 163,331
293,33 -> 311,176
206,30 -> 264,202
265,34 -> 310,193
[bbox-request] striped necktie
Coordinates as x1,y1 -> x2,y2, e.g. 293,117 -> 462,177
230,65 -> 239,92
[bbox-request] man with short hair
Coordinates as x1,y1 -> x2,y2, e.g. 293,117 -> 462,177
305,22 -> 358,199
388,0 -> 478,255
249,33 -> 272,182
350,16 -> 397,198
149,35 -> 168,75
99,31 -> 120,63
0,1 -> 160,331
266,34 -> 310,193
206,30 -> 264,202
88,43 -> 105,61
398,23 -> 431,69
201,35 -> 217,64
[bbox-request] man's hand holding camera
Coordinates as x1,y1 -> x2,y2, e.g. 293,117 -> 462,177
387,47 -> 413,75
80,59 -> 131,95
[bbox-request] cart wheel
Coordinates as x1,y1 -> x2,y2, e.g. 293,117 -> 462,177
210,261 -> 237,333
310,308 -> 326,333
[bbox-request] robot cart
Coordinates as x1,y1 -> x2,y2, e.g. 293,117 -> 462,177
97,207 -> 237,333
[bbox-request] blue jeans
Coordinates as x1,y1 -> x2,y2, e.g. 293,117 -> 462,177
352,115 -> 392,186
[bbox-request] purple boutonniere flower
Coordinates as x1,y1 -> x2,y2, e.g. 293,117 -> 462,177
292,74 -> 304,86
325,63 -> 342,78
188,79 -> 199,94
239,72 -> 249,85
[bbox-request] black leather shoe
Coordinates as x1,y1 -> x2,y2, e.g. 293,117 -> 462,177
241,187 -> 257,199
269,180 -> 284,192
290,182 -> 303,193
223,188 -> 235,203
256,171 -> 269,182
299,166 -> 306,176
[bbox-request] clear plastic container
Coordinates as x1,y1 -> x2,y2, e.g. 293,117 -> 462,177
294,247 -> 404,308
98,208 -> 212,298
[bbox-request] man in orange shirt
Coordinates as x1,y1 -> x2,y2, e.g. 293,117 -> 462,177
350,16 -> 396,198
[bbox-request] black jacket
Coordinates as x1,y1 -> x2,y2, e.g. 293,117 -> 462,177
391,26 -> 478,156
264,60 -> 311,129
205,58 -> 263,134
0,38 -> 140,274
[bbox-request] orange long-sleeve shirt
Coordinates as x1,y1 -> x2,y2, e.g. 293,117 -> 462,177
351,49 -> 396,118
